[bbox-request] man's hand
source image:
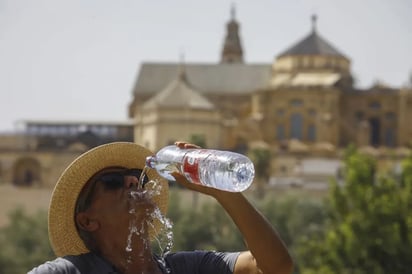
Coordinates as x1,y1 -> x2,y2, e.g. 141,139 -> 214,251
171,141 -> 222,197
174,141 -> 201,149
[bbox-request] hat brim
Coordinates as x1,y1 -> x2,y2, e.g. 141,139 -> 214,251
48,142 -> 168,257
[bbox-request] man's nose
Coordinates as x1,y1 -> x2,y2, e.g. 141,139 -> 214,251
124,175 -> 139,189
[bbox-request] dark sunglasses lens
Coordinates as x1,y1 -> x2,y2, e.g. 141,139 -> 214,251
99,173 -> 124,190
126,169 -> 149,184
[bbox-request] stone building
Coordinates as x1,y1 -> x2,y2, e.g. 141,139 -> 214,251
129,11 -> 411,186
129,8 -> 271,151
130,12 -> 412,154
0,120 -> 133,187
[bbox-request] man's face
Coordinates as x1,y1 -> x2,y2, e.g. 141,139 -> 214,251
78,168 -> 157,252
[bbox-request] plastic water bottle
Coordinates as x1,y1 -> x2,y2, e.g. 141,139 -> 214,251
145,145 -> 255,192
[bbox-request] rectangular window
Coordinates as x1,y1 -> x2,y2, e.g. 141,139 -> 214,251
369,101 -> 381,110
290,99 -> 304,107
355,111 -> 364,121
307,124 -> 316,141
385,112 -> 396,121
308,109 -> 316,117
276,125 -> 285,140
385,128 -> 396,147
276,109 -> 285,117
290,113 -> 303,140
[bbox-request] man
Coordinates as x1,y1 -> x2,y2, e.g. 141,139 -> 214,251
28,142 -> 293,274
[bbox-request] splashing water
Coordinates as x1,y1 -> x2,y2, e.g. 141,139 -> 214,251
125,166 -> 174,259
148,207 -> 174,255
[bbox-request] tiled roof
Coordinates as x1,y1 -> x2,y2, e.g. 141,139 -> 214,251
142,73 -> 215,110
132,63 -> 272,96
278,30 -> 348,59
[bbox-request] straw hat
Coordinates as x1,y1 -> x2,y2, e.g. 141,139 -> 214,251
48,142 -> 168,257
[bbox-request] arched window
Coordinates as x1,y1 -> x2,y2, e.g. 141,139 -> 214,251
12,158 -> 41,187
290,113 -> 303,140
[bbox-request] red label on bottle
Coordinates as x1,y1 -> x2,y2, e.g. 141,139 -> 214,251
182,151 -> 209,184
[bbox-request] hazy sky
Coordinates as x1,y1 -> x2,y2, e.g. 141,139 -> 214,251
0,0 -> 411,132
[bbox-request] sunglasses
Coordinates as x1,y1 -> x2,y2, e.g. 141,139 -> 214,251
98,169 -> 149,190
76,168 -> 149,213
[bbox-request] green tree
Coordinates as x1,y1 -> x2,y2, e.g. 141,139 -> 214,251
189,134 -> 206,148
171,198 -> 244,252
0,208 -> 54,274
257,193 -> 327,274
297,148 -> 412,274
248,147 -> 271,198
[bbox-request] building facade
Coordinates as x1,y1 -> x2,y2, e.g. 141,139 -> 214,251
0,120 -> 133,187
130,13 -> 412,153
129,12 -> 412,185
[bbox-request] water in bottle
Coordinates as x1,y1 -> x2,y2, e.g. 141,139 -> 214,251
145,145 -> 255,192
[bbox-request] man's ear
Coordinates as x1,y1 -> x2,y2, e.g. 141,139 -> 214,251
76,212 -> 99,232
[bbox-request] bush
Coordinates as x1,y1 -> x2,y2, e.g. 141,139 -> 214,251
0,208 -> 54,274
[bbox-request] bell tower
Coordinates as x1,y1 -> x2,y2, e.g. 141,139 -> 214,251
220,4 -> 244,63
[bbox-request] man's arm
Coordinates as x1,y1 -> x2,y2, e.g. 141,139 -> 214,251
214,191 -> 293,274
173,172 -> 293,274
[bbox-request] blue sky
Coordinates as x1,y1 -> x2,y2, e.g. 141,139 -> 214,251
0,0 -> 411,132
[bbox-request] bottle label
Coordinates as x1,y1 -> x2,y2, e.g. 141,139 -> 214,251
182,151 -> 209,184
